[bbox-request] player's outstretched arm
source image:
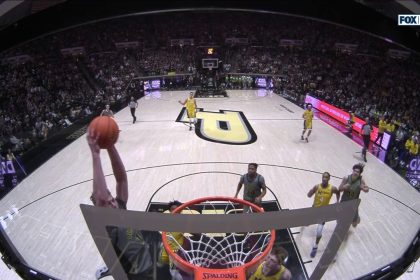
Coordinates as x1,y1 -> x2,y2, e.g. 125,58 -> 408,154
87,129 -> 109,205
107,145 -> 128,203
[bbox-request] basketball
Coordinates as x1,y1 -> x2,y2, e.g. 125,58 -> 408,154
88,116 -> 119,148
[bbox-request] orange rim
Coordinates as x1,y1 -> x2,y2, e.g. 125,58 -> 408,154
161,196 -> 275,278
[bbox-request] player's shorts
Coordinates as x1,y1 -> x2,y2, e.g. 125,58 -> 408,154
304,120 -> 312,130
187,108 -> 196,118
242,197 -> 262,213
362,135 -> 370,147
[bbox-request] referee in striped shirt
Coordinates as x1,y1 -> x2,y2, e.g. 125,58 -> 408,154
129,97 -> 138,124
361,117 -> 373,162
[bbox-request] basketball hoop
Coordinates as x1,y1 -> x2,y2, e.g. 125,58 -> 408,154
162,196 -> 275,280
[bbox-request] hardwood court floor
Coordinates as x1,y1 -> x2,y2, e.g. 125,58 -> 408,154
0,90 -> 419,280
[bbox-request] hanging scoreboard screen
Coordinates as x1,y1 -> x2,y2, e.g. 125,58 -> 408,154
202,58 -> 219,69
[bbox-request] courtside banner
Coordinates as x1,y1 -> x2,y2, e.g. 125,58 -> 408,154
305,95 -> 390,150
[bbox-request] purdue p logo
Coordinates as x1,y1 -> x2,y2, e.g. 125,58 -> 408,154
176,108 -> 257,145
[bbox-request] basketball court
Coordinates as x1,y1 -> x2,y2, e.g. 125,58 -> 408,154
0,90 -> 419,279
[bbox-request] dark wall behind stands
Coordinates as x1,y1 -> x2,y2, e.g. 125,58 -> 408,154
0,0 -> 419,53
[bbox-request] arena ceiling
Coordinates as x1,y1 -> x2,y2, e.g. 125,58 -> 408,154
0,0 -> 419,52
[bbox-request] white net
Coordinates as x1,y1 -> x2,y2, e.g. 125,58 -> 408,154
164,199 -> 273,269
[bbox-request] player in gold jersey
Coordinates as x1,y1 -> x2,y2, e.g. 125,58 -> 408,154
301,104 -> 314,142
307,172 -> 340,258
178,92 -> 197,131
158,201 -> 185,280
346,111 -> 355,134
248,245 -> 292,280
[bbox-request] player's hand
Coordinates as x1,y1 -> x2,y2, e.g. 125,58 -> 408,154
254,197 -> 262,205
87,128 -> 100,155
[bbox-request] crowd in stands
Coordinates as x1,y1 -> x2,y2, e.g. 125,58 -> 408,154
0,11 -> 418,177
223,43 -> 419,169
0,58 -> 97,153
